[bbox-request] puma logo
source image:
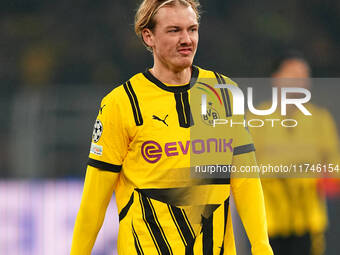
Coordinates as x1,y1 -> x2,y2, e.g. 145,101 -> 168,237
152,114 -> 168,126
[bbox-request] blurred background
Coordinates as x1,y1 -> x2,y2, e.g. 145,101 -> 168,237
1,0 -> 340,254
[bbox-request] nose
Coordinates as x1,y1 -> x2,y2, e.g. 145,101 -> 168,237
180,30 -> 191,45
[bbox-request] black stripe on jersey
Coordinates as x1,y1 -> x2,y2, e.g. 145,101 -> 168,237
219,198 -> 230,255
202,204 -> 220,219
139,193 -> 173,255
174,93 -> 186,127
182,91 -> 195,127
217,73 -> 232,117
217,72 -> 226,84
168,205 -> 195,254
223,198 -> 229,234
87,158 -> 122,173
119,192 -> 134,222
137,186 -> 230,207
198,178 -> 231,185
143,66 -> 199,93
139,193 -> 161,254
132,223 -> 144,255
233,143 -> 255,156
137,187 -> 191,206
123,81 -> 143,126
182,209 -> 196,242
202,214 -> 213,255
174,92 -> 193,128
214,72 -> 232,117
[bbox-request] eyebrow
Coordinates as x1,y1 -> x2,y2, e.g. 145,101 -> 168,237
165,24 -> 199,29
166,26 -> 180,29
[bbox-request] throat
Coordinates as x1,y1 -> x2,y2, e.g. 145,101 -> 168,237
150,66 -> 192,86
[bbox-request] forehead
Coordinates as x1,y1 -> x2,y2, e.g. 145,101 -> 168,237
154,4 -> 198,28
279,59 -> 310,77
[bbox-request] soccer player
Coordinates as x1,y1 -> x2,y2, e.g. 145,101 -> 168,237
248,51 -> 340,255
71,1 -> 273,254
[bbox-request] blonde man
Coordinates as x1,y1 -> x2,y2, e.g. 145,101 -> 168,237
71,1 -> 273,254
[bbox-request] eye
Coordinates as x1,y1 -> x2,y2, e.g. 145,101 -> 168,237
168,29 -> 179,33
190,27 -> 198,32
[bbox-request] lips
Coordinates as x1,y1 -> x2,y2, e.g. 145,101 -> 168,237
178,48 -> 192,55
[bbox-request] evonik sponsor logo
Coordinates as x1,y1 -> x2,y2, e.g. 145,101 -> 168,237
141,138 -> 233,163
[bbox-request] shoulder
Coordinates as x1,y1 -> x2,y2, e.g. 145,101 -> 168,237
306,103 -> 327,115
100,72 -> 145,107
196,66 -> 238,87
307,103 -> 335,122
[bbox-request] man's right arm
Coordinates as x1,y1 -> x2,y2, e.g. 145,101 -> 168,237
71,90 -> 128,254
70,165 -> 119,255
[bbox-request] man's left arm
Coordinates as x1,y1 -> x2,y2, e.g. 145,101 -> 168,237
231,151 -> 273,255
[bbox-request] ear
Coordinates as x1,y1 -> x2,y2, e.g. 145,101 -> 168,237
142,28 -> 154,48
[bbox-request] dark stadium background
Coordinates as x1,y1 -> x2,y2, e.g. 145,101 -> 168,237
1,0 -> 339,254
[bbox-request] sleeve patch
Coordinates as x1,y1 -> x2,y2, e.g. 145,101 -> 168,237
90,143 -> 103,156
92,119 -> 103,143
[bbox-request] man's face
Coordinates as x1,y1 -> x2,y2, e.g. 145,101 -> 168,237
146,5 -> 199,71
273,59 -> 311,89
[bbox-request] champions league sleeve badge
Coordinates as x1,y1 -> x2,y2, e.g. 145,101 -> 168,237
92,119 -> 103,143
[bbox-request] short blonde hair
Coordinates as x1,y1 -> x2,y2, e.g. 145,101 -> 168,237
135,0 -> 201,50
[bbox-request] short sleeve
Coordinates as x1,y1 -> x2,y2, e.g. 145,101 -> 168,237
87,93 -> 129,173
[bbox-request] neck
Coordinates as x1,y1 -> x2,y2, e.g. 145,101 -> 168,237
150,61 -> 192,85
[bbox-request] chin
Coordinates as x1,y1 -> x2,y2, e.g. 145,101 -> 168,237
174,57 -> 194,70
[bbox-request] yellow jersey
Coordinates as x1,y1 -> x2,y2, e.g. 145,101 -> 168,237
71,66 -> 273,255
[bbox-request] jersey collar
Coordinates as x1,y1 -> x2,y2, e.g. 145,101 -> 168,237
143,65 -> 199,93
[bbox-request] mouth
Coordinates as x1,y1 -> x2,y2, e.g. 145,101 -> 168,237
178,48 -> 193,55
